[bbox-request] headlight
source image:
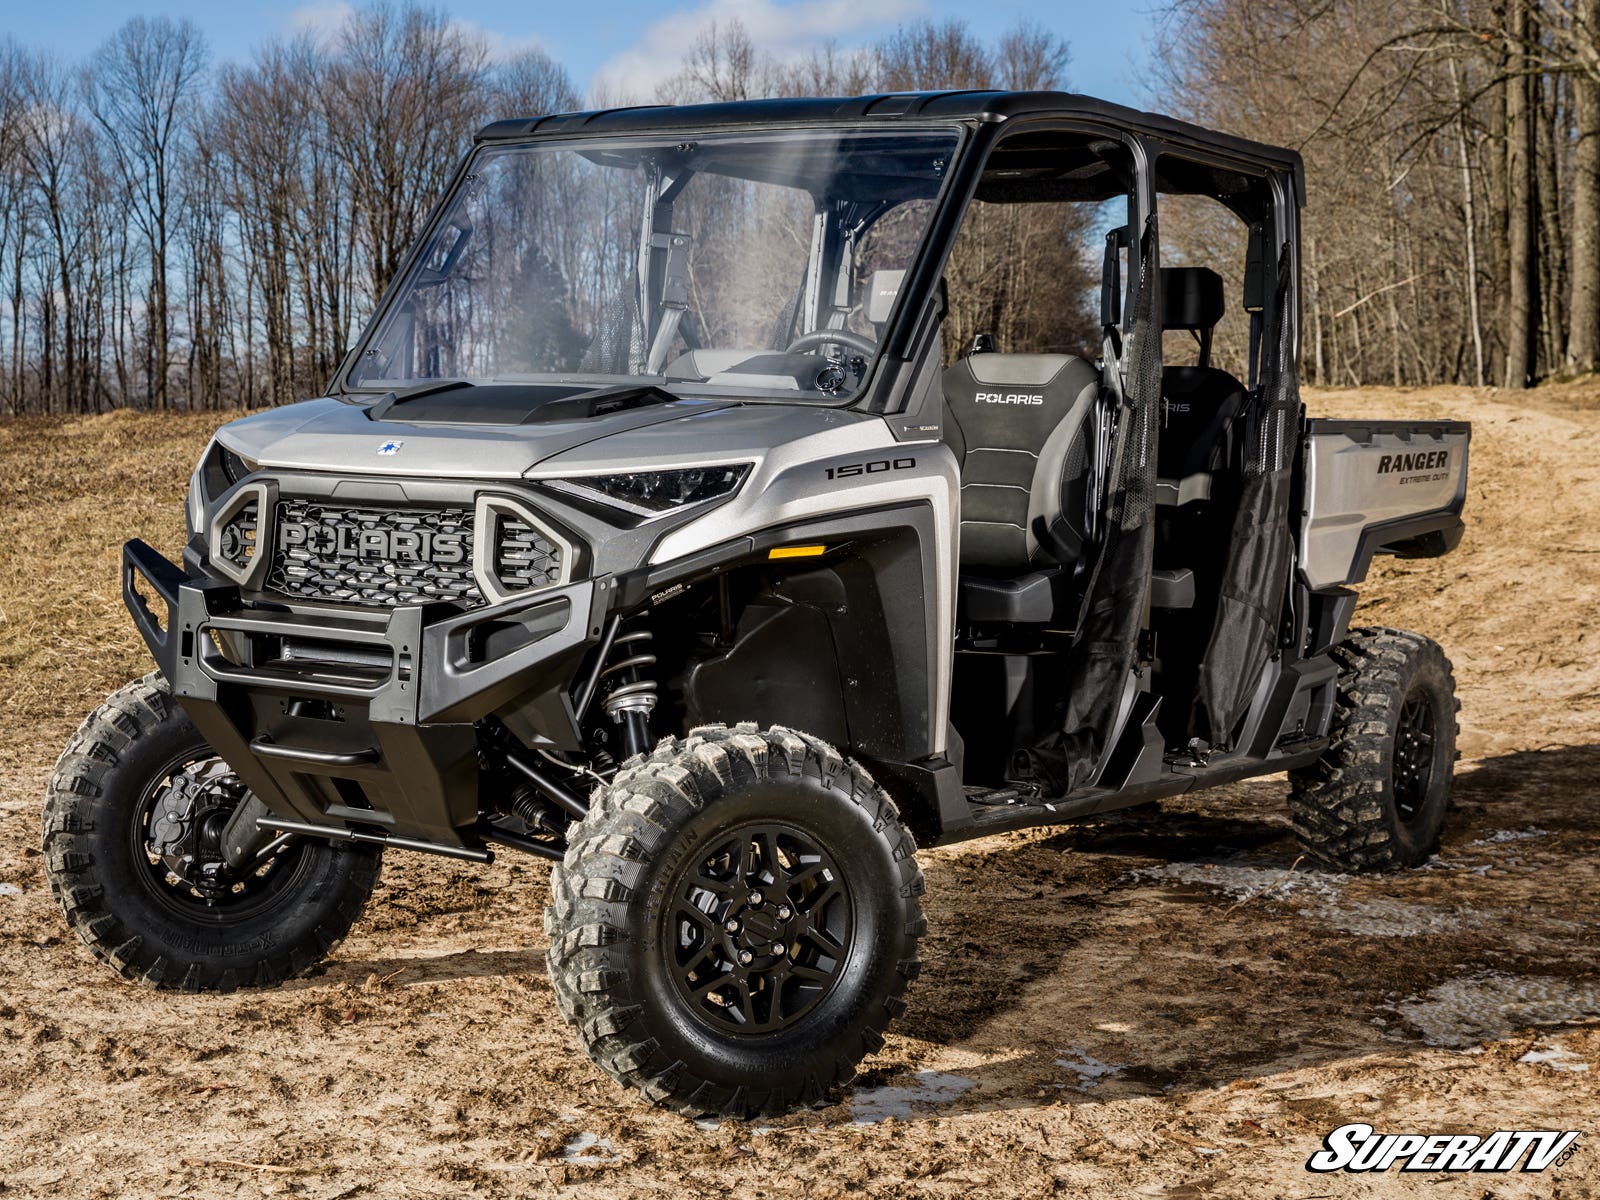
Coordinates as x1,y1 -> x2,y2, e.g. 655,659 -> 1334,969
188,439 -> 258,540
545,464 -> 750,519
202,440 -> 255,496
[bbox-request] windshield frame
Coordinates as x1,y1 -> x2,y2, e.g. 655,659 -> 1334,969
329,120 -> 974,408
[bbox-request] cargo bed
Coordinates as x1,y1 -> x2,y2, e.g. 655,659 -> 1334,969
1299,419 -> 1471,590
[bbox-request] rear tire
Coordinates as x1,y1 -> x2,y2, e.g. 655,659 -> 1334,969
1288,628 -> 1459,871
43,674 -> 382,991
546,723 -> 925,1118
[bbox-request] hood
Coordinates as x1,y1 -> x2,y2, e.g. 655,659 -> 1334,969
214,394 -> 742,480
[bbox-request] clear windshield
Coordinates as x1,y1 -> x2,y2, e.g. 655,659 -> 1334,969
345,128 -> 960,401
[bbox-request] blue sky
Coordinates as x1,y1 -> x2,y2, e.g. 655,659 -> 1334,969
6,1 -> 1160,107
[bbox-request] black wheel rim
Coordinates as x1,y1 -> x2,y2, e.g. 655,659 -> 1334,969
129,747 -> 310,922
1392,689 -> 1438,822
664,821 -> 853,1036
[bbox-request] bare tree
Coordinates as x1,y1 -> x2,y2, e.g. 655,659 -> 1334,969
318,5 -> 487,303
16,53 -> 94,413
996,20 -> 1071,90
1504,0 -> 1538,387
873,19 -> 994,91
496,46 -> 582,115
0,44 -> 28,414
84,17 -> 208,409
670,20 -> 769,102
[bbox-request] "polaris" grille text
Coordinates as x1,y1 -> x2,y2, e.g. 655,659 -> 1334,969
278,521 -> 467,565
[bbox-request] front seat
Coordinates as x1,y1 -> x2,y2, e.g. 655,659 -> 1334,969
942,351 -> 1099,623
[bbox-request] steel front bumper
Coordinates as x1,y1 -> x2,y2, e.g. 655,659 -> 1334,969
123,539 -> 607,848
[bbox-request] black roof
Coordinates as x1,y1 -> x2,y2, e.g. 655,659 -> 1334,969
475,90 -> 1304,187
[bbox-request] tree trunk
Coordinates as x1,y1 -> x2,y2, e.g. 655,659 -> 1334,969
1505,0 -> 1538,388
1536,69 -> 1567,373
1448,51 -> 1488,385
1572,0 -> 1600,372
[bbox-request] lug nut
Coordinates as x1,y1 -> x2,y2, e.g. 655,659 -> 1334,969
771,942 -> 786,956
748,890 -> 764,907
776,905 -> 791,920
723,918 -> 740,933
738,950 -> 754,966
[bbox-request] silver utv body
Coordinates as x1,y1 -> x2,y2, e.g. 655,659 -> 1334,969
123,91 -> 1469,860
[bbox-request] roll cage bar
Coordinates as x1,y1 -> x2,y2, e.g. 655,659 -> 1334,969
330,91 -> 1305,409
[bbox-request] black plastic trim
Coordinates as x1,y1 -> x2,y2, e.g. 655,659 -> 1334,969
1348,511 -> 1467,584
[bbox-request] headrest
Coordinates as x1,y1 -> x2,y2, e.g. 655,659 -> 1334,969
1160,267 -> 1225,331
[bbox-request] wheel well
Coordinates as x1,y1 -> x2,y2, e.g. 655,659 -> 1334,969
649,528 -> 933,765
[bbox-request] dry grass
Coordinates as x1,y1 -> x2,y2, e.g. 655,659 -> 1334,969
0,410 -> 231,766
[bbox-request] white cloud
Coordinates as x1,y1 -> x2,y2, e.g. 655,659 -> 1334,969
287,2 -> 355,38
448,20 -> 548,64
286,5 -> 544,62
591,0 -> 921,104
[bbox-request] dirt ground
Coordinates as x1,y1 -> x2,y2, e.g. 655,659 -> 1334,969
1,385 -> 1598,1198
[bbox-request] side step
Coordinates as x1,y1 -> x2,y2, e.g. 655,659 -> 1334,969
254,815 -> 566,864
964,784 -> 1044,807
257,816 -> 494,862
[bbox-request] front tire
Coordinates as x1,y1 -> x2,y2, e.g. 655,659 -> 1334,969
1288,628 -> 1459,871
546,724 -> 925,1118
43,674 -> 382,991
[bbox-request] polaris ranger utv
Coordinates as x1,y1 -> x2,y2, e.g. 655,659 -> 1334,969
45,91 -> 1470,1119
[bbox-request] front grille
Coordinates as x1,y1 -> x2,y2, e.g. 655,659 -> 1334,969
267,501 -> 483,607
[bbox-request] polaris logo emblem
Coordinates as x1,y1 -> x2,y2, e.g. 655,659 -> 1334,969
1378,450 -> 1448,474
1307,1123 -> 1579,1173
279,521 -> 466,565
975,392 -> 1045,405
378,440 -> 403,456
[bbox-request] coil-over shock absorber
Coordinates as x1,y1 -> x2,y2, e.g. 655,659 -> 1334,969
596,619 -> 657,758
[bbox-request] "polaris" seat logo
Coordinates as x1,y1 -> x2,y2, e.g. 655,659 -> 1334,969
1377,450 -> 1449,474
975,392 -> 1045,405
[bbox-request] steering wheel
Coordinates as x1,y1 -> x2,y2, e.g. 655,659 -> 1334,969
785,329 -> 878,358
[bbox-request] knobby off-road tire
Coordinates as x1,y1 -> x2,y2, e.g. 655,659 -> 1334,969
546,723 -> 925,1119
1288,627 -> 1460,871
44,674 -> 381,991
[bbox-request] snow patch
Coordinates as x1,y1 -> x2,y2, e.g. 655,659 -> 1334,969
1470,827 -> 1551,846
561,1131 -> 620,1164
1395,974 -> 1600,1047
1306,898 -> 1468,938
1518,1040 -> 1592,1072
1054,1048 -> 1123,1090
1132,856 -> 1480,937
849,1069 -> 975,1124
1129,861 -> 1344,903
693,1117 -> 775,1134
